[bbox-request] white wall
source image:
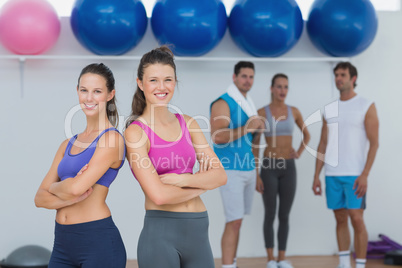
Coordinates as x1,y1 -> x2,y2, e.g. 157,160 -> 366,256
1,10 -> 401,260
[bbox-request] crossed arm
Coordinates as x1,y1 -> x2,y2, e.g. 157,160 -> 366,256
34,132 -> 125,209
210,99 -> 264,144
34,140 -> 92,209
159,114 -> 227,190
125,120 -> 221,207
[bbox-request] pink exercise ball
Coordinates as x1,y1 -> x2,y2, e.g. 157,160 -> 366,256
0,0 -> 61,55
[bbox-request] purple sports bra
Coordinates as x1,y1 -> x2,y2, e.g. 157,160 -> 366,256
130,114 -> 196,175
57,128 -> 125,188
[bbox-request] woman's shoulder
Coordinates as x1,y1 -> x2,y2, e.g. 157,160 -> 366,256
181,114 -> 200,129
257,106 -> 267,117
181,113 -> 192,122
124,120 -> 150,148
59,138 -> 70,149
54,138 -> 71,157
289,105 -> 300,112
97,129 -> 125,151
125,121 -> 147,136
289,106 -> 302,120
60,137 -> 70,145
125,116 -> 148,130
99,128 -> 123,139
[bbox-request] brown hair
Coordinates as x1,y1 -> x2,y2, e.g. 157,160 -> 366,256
334,61 -> 358,87
270,73 -> 288,100
234,61 -> 254,76
78,63 -> 118,127
271,73 -> 288,87
126,46 -> 176,128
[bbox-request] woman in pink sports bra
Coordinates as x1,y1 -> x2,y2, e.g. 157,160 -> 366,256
34,63 -> 126,267
124,46 -> 227,268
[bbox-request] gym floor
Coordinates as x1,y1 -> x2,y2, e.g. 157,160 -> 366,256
126,255 -> 402,268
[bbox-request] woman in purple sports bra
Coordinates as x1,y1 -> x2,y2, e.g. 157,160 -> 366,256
254,74 -> 310,268
124,46 -> 227,268
34,63 -> 126,268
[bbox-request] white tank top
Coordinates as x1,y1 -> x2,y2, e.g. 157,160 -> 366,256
324,95 -> 373,176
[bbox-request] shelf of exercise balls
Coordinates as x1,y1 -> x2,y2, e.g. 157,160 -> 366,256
7,54 -> 349,98
0,55 -> 349,62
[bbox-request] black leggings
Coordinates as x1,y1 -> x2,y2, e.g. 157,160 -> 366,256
260,158 -> 296,251
137,210 -> 214,268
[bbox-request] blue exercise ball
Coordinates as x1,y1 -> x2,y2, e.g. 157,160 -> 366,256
71,0 -> 147,55
307,0 -> 378,57
228,0 -> 303,57
151,0 -> 227,57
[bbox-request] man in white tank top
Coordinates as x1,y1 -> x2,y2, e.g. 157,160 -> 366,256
312,62 -> 379,268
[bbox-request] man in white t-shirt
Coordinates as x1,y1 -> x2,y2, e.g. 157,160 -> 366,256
312,62 -> 379,268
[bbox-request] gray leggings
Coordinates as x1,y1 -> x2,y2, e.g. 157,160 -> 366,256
137,210 -> 214,268
260,158 -> 296,251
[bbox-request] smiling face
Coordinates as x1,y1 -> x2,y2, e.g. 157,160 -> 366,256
137,63 -> 176,107
271,76 -> 288,102
77,73 -> 115,118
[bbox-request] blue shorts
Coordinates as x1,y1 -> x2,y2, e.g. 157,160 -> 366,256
325,176 -> 366,210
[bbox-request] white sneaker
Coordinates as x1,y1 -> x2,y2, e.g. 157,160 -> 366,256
267,260 -> 278,268
278,260 -> 294,268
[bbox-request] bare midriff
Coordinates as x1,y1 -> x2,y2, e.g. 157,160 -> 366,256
263,135 -> 293,159
55,185 -> 111,225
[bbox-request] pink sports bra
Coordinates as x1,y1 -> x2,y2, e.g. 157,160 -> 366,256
130,114 -> 196,175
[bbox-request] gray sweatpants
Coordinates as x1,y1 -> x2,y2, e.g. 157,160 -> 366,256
260,158 -> 296,251
137,210 -> 215,268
